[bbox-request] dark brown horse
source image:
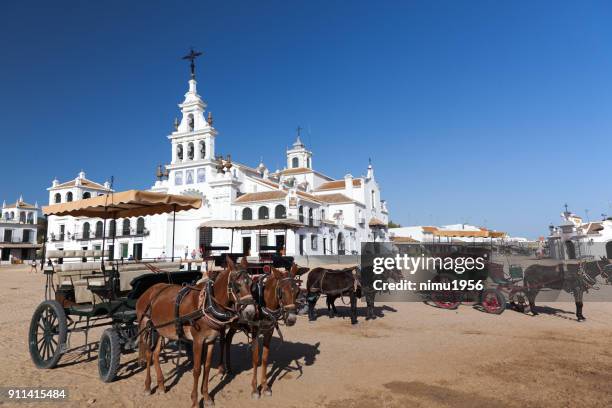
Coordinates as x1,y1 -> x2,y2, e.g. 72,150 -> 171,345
217,264 -> 300,399
136,256 -> 256,407
524,257 -> 609,321
306,267 -> 358,324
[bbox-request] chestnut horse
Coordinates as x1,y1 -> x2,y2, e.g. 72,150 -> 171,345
218,264 -> 300,399
136,257 -> 256,407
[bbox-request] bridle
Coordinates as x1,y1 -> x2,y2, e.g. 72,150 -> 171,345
227,268 -> 255,312
261,275 -> 300,323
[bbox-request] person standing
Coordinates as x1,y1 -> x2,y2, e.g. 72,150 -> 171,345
29,259 -> 37,274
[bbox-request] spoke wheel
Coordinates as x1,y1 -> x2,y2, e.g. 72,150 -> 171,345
29,300 -> 67,369
509,288 -> 530,314
481,288 -> 506,314
98,328 -> 121,383
431,273 -> 462,310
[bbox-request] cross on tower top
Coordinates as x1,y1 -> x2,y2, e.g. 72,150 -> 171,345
564,203 -> 569,213
182,48 -> 203,79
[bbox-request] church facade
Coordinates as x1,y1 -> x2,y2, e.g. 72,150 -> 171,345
45,65 -> 389,260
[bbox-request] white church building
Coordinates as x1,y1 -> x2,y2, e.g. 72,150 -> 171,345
45,61 -> 389,260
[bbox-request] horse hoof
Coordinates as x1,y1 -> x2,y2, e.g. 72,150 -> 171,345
204,399 -> 215,406
251,392 -> 260,400
143,390 -> 152,397
263,389 -> 272,397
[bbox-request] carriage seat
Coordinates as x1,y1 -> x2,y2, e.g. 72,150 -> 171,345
116,262 -> 181,291
55,262 -> 113,286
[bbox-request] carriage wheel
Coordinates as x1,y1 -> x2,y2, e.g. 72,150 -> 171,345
98,328 -> 122,383
509,288 -> 530,314
29,300 -> 68,369
431,273 -> 462,310
481,289 -> 506,314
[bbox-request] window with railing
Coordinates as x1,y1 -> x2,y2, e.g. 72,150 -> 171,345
136,217 -> 145,234
275,204 -> 286,219
82,222 -> 90,239
258,206 -> 269,220
95,221 -> 103,238
122,219 -> 130,235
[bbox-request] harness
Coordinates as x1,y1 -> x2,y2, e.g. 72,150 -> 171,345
238,274 -> 300,343
140,269 -> 253,343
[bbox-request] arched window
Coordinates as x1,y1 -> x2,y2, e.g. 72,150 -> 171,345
177,144 -> 183,161
199,141 -> 206,159
298,205 -> 304,223
66,192 -> 73,202
83,192 -> 91,199
187,142 -> 194,160
136,217 -> 145,234
82,222 -> 90,239
308,208 -> 314,226
258,206 -> 269,220
274,204 -> 286,219
292,157 -> 299,168
54,193 -> 61,203
109,220 -> 116,237
27,212 -> 34,224
321,209 -> 325,221
242,208 -> 252,220
95,221 -> 103,238
122,219 -> 130,235
19,212 -> 26,223
188,114 -> 194,131
307,157 -> 311,168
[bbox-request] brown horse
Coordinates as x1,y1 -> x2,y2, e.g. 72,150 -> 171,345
136,256 -> 256,407
524,257 -> 609,321
218,264 -> 300,399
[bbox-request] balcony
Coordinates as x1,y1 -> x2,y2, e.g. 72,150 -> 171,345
0,237 -> 35,244
72,227 -> 150,240
50,233 -> 65,242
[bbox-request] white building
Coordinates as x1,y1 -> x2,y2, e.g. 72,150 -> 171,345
45,63 -> 389,260
0,196 -> 43,263
547,207 -> 612,260
389,224 -> 507,243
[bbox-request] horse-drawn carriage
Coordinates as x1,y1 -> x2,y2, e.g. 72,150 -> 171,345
28,190 -> 203,382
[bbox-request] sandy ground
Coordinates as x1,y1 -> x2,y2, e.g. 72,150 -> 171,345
1,264 -> 612,408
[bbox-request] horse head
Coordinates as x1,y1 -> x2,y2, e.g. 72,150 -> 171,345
269,264 -> 300,326
225,256 -> 256,322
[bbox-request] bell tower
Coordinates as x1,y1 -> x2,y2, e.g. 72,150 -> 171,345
166,49 -> 217,172
286,126 -> 312,169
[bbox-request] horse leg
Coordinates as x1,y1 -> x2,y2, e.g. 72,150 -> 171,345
152,335 -> 166,393
191,340 -> 202,408
260,330 -> 273,397
307,294 -> 318,321
327,296 -> 335,318
250,332 -> 260,399
223,327 -> 236,375
368,292 -> 376,319
217,328 -> 225,375
575,290 -> 585,321
350,290 -> 358,325
200,342 -> 215,406
527,287 -> 539,316
143,336 -> 153,395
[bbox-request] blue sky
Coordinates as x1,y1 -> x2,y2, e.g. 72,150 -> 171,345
1,1 -> 611,238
